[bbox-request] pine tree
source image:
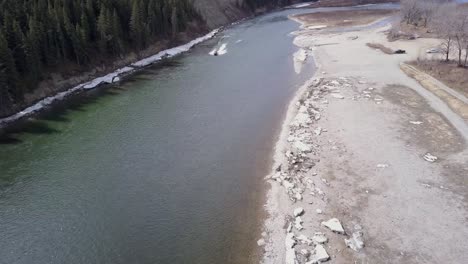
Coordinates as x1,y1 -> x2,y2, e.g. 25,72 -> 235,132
0,29 -> 18,91
0,28 -> 21,101
0,0 -> 206,114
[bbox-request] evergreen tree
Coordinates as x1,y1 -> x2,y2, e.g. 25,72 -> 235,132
0,0 -> 292,115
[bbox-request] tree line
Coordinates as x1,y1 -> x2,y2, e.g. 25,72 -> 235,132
0,0 -> 205,110
400,0 -> 468,66
0,0 -> 294,115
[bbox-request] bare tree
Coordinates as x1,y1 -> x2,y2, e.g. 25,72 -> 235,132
464,25 -> 468,67
431,3 -> 458,61
401,0 -> 423,25
453,11 -> 468,66
400,0 -> 453,27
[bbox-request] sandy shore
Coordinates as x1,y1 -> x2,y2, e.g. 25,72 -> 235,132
260,9 -> 468,264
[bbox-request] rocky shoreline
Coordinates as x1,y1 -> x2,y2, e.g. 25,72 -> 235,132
260,4 -> 468,263
261,75 -> 370,264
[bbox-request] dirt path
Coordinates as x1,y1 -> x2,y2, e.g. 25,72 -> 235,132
261,13 -> 468,264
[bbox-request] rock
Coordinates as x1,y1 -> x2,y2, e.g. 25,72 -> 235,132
331,93 -> 344,99
314,127 -> 322,136
321,218 -> 345,234
301,249 -> 311,258
315,188 -> 324,196
295,192 -> 303,201
307,244 -> 330,264
423,153 -> 438,163
345,231 -> 365,251
316,209 -> 323,214
257,238 -> 266,246
312,232 -> 328,244
295,216 -> 304,231
285,233 -> 296,248
297,234 -> 313,245
294,207 -> 305,217
283,180 -> 295,189
287,222 -> 293,233
276,165 -> 282,172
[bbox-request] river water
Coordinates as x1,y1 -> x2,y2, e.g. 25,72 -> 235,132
0,4 -> 397,264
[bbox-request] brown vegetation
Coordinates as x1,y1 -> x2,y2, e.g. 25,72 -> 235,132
366,43 -> 395,54
293,9 -> 398,28
409,60 -> 468,98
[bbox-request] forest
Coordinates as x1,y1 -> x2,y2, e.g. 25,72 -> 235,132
0,0 -> 291,115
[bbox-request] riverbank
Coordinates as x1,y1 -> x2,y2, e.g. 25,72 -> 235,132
261,7 -> 468,264
0,29 -> 221,128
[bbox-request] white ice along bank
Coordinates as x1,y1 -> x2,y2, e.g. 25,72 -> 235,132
0,29 -> 220,126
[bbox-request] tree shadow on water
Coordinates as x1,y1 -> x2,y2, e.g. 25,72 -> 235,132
0,83 -> 130,146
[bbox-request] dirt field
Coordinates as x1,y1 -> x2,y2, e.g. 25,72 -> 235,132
292,9 -> 398,28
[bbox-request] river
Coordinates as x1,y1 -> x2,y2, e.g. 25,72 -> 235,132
0,4 -> 397,264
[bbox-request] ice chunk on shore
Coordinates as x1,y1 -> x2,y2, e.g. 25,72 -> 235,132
321,218 -> 345,234
345,231 -> 365,251
307,244 -> 330,264
312,232 -> 328,244
294,207 -> 305,217
294,49 -> 308,74
331,93 -> 345,99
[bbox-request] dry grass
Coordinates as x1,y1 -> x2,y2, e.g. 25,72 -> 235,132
366,43 -> 394,54
293,9 -> 398,28
409,60 -> 468,98
401,62 -> 468,120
